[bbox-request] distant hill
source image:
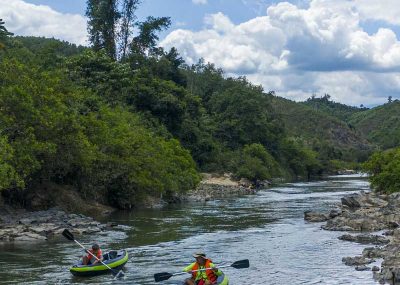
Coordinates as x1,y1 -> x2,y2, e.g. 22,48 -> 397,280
268,94 -> 373,162
6,36 -> 86,69
302,95 -> 368,122
349,100 -> 400,149
14,36 -> 86,57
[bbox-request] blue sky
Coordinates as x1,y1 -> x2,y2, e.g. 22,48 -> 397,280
22,0 -> 299,35
2,0 -> 400,107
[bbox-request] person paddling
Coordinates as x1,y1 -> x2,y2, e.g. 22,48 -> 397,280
183,251 -> 223,285
82,243 -> 103,265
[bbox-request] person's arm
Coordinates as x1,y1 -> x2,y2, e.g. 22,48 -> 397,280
183,262 -> 196,272
209,262 -> 222,276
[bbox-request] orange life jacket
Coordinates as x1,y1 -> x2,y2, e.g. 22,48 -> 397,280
191,259 -> 218,283
86,249 -> 102,261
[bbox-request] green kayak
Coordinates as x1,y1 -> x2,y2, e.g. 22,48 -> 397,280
181,274 -> 229,285
70,249 -> 128,277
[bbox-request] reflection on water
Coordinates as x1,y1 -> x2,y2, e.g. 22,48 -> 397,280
0,175 -> 379,284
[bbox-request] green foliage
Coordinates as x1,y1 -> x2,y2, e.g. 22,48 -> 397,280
185,60 -> 225,108
278,138 -> 321,178
131,76 -> 189,133
14,36 -> 85,69
0,56 -> 199,209
86,0 -> 170,60
145,47 -> 187,86
0,19 -> 13,49
268,94 -> 373,169
0,136 -> 22,190
67,50 -> 133,105
349,101 -> 400,149
233,144 -> 280,183
303,94 -> 367,122
0,59 -> 94,187
363,148 -> 400,193
118,0 -> 141,58
131,16 -> 171,54
80,106 -> 200,208
14,36 -> 85,58
86,0 -> 119,59
209,78 -> 283,150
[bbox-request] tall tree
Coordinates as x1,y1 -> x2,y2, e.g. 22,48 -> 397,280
130,16 -> 171,56
118,0 -> 140,59
86,0 -> 120,59
0,19 -> 13,49
86,1 -> 169,61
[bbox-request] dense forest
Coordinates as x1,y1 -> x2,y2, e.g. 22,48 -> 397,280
0,1 -> 399,210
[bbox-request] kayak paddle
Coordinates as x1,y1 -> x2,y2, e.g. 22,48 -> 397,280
62,229 -> 125,279
154,259 -> 249,282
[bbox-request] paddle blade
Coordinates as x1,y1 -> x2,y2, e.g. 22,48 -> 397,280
62,229 -> 74,241
113,270 -> 125,279
231,259 -> 249,269
154,272 -> 173,282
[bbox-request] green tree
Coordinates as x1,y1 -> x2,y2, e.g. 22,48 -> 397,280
185,60 -> 225,107
0,19 -> 13,49
0,59 -> 96,189
118,0 -> 140,59
67,50 -> 133,105
363,148 -> 400,193
279,138 -> 321,179
86,0 -> 119,59
234,144 -> 280,184
86,0 -> 170,61
209,78 -> 283,150
80,106 -> 200,208
128,16 -> 171,68
0,136 -> 22,190
130,16 -> 171,56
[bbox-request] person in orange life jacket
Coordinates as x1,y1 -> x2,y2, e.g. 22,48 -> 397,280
82,243 -> 103,265
183,251 -> 222,285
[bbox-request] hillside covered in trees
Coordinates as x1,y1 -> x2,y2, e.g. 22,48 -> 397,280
0,1 -> 399,210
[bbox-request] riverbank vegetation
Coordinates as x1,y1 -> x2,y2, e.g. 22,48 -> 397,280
0,1 -> 399,210
363,147 -> 400,193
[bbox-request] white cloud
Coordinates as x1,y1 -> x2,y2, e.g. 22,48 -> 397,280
355,0 -> 400,25
192,0 -> 207,5
0,0 -> 88,46
161,0 -> 400,106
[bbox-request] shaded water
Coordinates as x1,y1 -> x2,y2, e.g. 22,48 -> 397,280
0,175 -> 380,284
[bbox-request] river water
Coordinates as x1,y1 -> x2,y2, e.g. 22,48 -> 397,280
0,175 -> 381,284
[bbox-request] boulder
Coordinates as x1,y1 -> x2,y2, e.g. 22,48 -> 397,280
372,266 -> 380,272
355,265 -> 370,271
339,234 -> 389,245
341,195 -> 362,209
304,211 -> 329,222
14,232 -> 47,242
363,247 -> 385,259
342,256 -> 375,266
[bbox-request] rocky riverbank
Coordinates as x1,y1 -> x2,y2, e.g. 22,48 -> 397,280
184,173 -> 267,202
0,206 -> 125,243
0,173 -> 264,243
305,191 -> 400,283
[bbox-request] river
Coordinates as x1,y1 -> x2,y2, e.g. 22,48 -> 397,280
0,174 -> 380,284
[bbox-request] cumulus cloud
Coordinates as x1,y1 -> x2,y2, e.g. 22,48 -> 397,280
161,0 -> 400,105
0,0 -> 88,46
355,0 -> 400,25
192,0 -> 207,5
